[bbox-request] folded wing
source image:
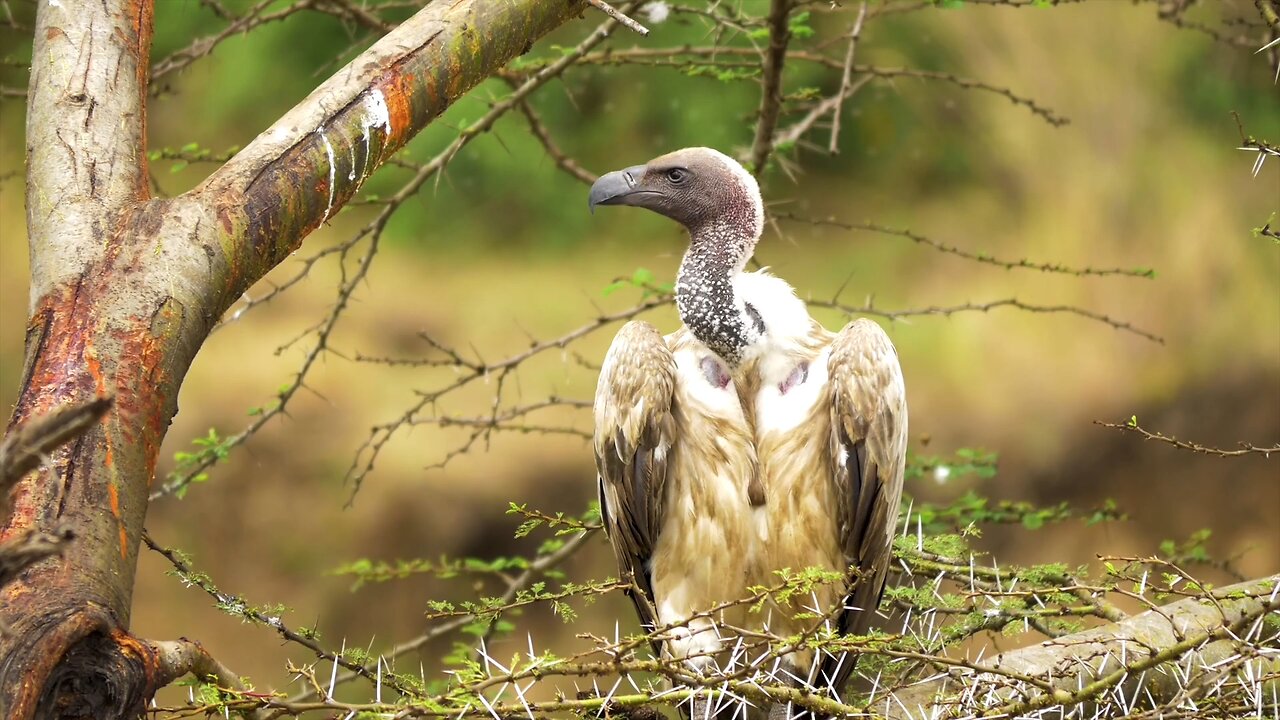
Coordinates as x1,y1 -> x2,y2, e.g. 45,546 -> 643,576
593,321 -> 677,652
821,318 -> 908,690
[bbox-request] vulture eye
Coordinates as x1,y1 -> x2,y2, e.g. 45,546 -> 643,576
665,168 -> 688,184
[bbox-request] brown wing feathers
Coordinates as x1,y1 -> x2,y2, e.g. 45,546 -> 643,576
822,319 -> 908,690
594,321 -> 676,647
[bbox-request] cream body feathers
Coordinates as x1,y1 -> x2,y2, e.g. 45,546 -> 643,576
594,269 -> 907,681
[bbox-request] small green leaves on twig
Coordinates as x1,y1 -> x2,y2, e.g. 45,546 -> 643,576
1095,417 -> 1280,457
603,268 -> 674,298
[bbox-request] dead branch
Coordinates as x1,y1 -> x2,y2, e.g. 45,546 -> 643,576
811,296 -> 1164,343
0,526 -> 73,589
0,396 -> 112,505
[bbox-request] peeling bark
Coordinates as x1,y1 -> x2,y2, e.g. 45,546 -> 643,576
0,0 -> 588,716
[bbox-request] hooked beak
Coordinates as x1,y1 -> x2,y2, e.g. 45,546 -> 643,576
588,164 -> 651,213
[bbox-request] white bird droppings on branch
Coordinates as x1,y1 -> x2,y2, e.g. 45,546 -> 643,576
358,88 -> 393,180
319,129 -> 337,224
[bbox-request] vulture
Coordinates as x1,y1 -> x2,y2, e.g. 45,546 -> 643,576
588,148 -> 908,718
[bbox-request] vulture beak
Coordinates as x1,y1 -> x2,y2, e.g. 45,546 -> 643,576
588,165 -> 651,213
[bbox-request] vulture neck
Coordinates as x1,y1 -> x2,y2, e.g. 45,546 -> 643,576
676,221 -> 762,367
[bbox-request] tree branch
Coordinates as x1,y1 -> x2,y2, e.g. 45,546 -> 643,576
195,0 -> 590,294
0,397 -> 110,590
148,638 -> 263,720
885,576 -> 1280,719
749,0 -> 794,175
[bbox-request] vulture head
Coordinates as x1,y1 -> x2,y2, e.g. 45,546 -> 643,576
588,147 -> 764,244
590,148 -> 769,366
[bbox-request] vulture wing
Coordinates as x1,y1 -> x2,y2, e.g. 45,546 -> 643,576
821,318 -> 908,691
593,320 -> 677,651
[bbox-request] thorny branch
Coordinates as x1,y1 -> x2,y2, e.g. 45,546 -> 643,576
287,526 -> 598,703
144,501 -> 1280,719
141,529 -> 417,697
148,638 -> 265,720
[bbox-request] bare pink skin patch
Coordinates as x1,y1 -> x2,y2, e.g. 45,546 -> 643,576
778,362 -> 809,395
700,356 -> 731,389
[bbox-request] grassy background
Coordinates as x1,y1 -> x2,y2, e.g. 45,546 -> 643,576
0,0 -> 1277,700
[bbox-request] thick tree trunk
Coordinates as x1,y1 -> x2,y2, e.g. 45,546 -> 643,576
0,0 -> 587,716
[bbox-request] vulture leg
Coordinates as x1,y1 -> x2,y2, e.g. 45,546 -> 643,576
762,658 -> 811,720
688,694 -> 720,720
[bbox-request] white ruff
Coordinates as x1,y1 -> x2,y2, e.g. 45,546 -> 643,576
735,270 -> 829,433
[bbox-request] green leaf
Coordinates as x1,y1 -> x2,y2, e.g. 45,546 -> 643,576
787,11 -> 815,39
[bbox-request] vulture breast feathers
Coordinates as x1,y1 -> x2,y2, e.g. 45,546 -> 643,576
593,315 -> 907,686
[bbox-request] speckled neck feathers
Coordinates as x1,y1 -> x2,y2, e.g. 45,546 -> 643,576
675,157 -> 765,367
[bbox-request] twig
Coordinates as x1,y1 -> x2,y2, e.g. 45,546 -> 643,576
585,0 -> 650,35
0,526 -> 74,589
1259,0 -> 1280,31
779,213 -> 1156,278
287,526 -> 598,703
811,296 -> 1164,344
828,3 -> 867,154
1094,419 -> 1280,458
141,530 -> 412,697
512,93 -> 599,185
1,396 -> 113,507
528,46 -> 1070,126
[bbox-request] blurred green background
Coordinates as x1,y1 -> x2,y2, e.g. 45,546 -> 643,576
0,0 -> 1277,700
